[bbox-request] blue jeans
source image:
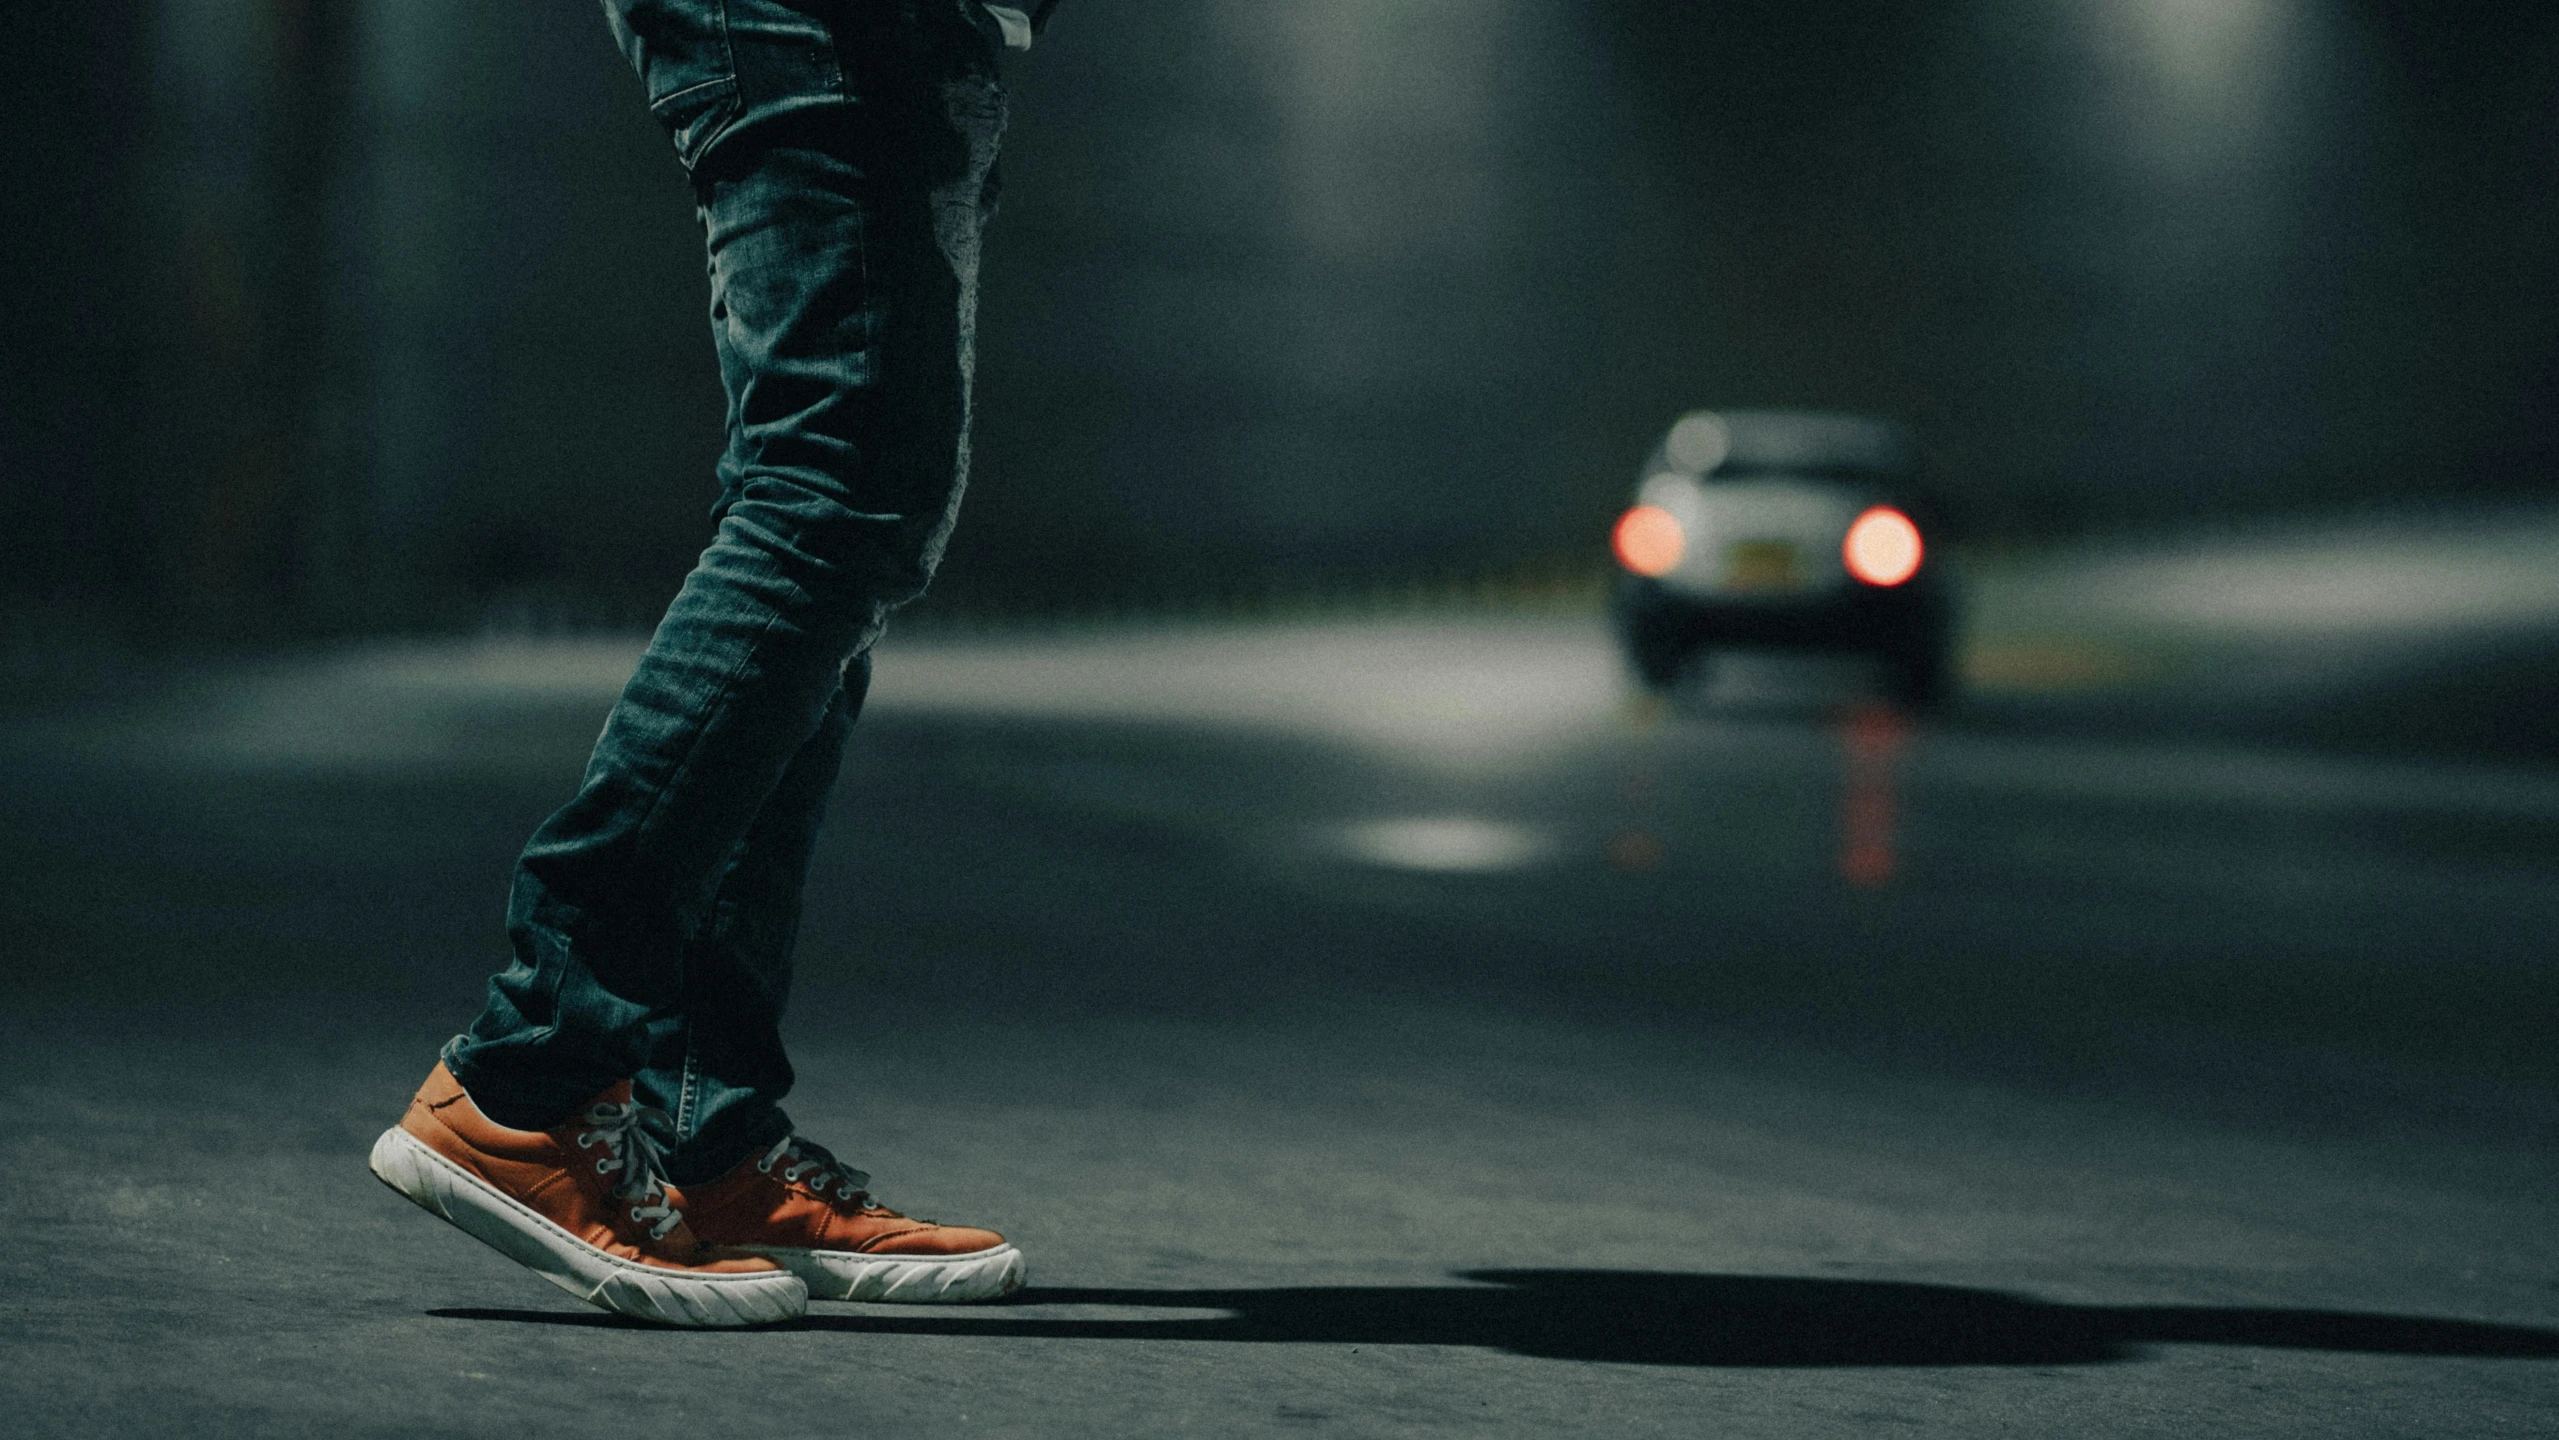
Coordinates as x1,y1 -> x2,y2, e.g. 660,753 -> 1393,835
443,0 -> 1006,1184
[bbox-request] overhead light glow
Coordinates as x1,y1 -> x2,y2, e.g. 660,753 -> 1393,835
1613,505 -> 1686,577
1843,507 -> 1922,587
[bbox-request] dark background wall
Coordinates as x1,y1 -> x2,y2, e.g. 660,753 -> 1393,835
4,0 -> 2555,639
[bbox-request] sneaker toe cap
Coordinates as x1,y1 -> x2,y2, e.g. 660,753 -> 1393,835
863,1223 -> 1008,1258
674,1247 -> 793,1274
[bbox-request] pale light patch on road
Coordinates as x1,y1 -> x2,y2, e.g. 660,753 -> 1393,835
334,635 -> 647,698
137,636 -> 646,772
31,506 -> 2559,784
1337,816 -> 1556,873
1971,506 -> 2559,640
874,617 -> 1628,770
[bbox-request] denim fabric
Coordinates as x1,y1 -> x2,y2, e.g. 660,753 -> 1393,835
599,0 -> 1027,171
444,0 -> 1006,1185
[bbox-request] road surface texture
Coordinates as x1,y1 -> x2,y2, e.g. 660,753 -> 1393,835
4,513 -> 2557,1436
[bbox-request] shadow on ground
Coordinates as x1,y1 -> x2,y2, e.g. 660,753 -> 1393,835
431,1270 -> 2559,1367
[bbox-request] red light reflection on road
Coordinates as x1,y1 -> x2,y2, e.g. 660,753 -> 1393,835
1609,754 -> 1665,871
1607,828 -> 1665,872
1610,697 -> 1667,871
1838,703 -> 1910,886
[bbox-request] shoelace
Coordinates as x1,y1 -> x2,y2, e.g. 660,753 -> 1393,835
575,1100 -> 684,1241
756,1135 -> 885,1209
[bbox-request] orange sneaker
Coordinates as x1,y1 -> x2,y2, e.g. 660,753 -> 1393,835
682,1135 -> 1026,1303
368,1063 -> 807,1327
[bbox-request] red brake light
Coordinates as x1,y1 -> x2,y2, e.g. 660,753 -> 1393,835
1843,506 -> 1922,587
1612,505 -> 1686,577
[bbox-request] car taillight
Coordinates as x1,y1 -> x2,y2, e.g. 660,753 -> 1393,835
1843,506 -> 1922,587
1613,505 -> 1686,577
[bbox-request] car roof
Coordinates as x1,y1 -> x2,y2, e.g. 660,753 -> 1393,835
1661,409 -> 1917,478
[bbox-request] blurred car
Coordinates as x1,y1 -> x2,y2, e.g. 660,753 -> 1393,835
1608,409 -> 1956,706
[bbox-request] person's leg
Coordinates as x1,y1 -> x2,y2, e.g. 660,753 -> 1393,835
657,656 -> 1026,1306
442,8 -> 1005,1134
639,658 -> 864,1185
618,165 -> 874,1185
372,0 -> 1011,1328
631,13 -> 1012,1189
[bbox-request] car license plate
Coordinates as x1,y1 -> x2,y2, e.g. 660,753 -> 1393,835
1721,539 -> 1803,591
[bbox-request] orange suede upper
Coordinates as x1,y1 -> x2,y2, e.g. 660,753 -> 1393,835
682,1148 -> 1009,1259
399,1062 -> 780,1276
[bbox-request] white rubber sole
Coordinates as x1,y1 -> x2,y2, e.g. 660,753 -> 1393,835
748,1241 -> 1028,1303
368,1126 -> 808,1327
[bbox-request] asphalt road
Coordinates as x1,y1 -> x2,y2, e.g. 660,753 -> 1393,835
3,524 -> 2557,1437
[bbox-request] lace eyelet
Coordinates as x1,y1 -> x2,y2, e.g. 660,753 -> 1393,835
594,1157 -> 612,1173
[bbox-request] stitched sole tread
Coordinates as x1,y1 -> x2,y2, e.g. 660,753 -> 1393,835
368,1126 -> 807,1327
755,1243 -> 1028,1303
